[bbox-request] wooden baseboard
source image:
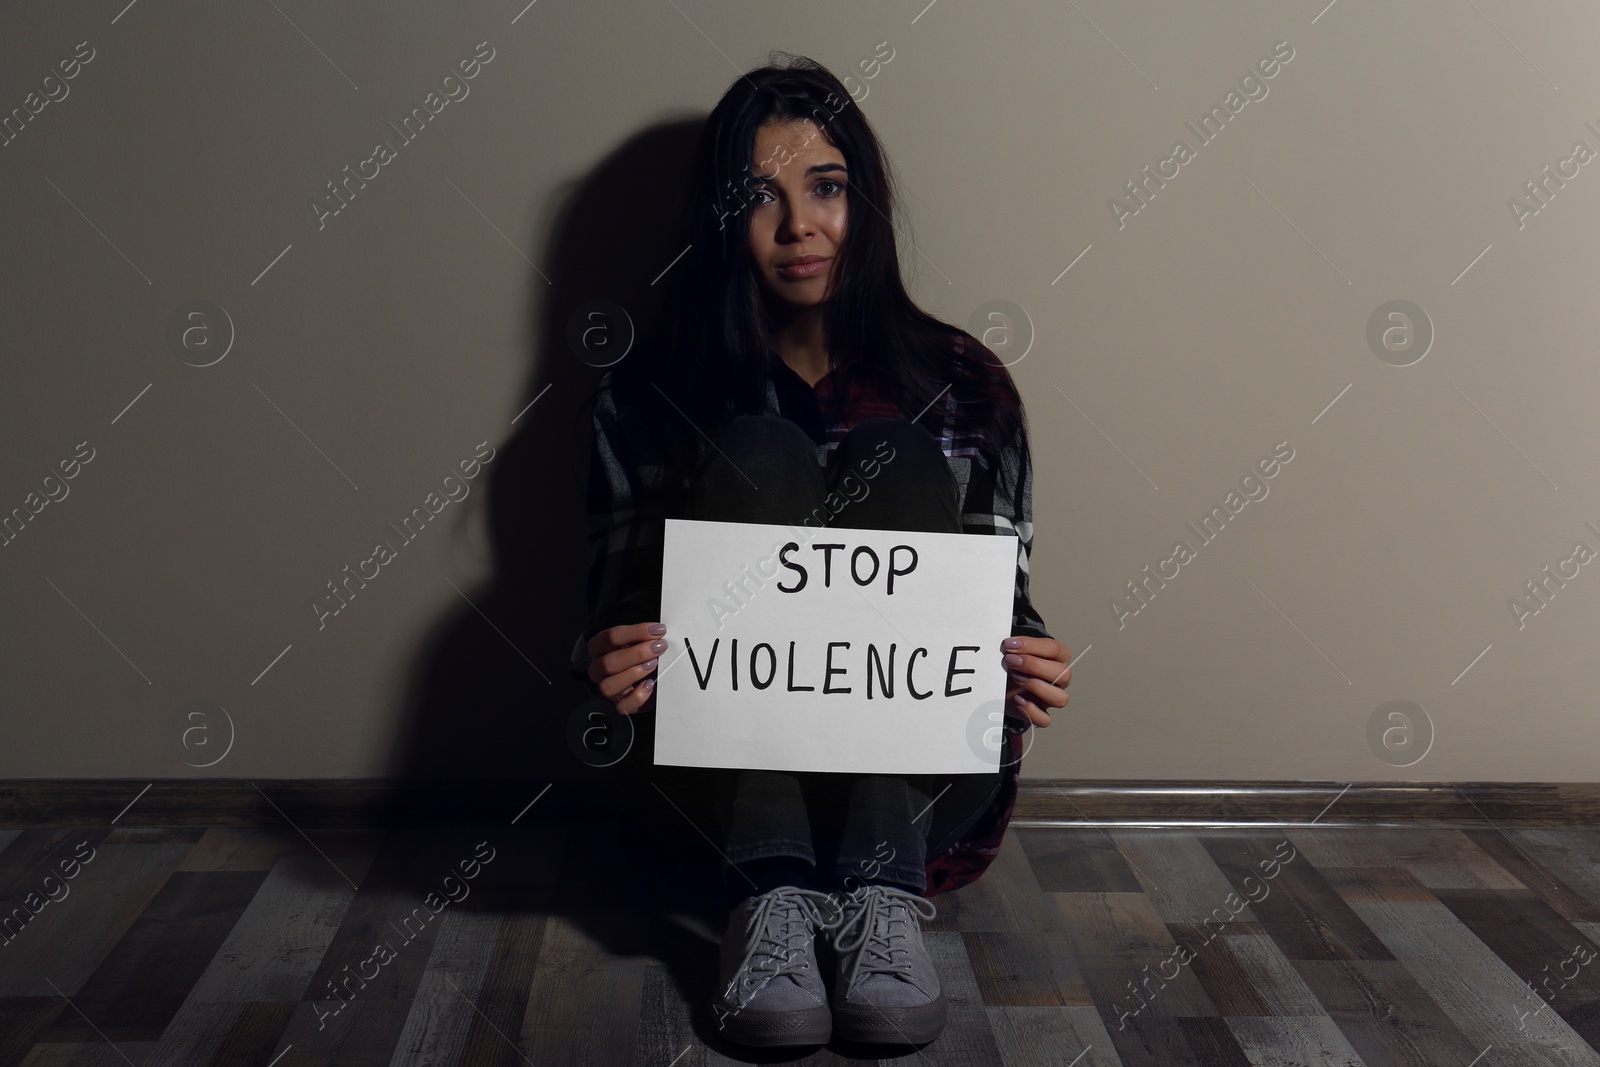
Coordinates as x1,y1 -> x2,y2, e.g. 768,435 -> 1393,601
0,780 -> 577,829
1012,781 -> 1600,828
2,779 -> 1596,828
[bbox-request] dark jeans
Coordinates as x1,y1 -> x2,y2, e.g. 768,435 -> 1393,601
599,415 -> 1005,902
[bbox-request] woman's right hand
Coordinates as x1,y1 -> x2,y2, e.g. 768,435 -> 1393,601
586,622 -> 667,715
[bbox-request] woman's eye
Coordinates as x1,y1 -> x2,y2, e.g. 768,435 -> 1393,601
817,179 -> 844,197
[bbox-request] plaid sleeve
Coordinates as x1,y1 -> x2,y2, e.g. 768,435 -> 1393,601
950,333 -> 1051,642
568,373 -> 665,680
975,419 -> 1051,641
923,730 -> 1023,897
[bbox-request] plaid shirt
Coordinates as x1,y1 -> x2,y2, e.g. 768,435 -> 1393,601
571,332 -> 1050,897
570,331 -> 1051,677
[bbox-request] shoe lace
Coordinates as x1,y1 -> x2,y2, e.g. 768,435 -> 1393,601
829,884 -> 938,993
726,886 -> 842,1005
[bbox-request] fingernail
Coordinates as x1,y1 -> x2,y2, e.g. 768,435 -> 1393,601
643,658 -> 658,670
1003,637 -> 1023,650
642,678 -> 656,690
651,639 -> 668,653
1013,693 -> 1027,706
647,623 -> 667,635
1003,654 -> 1023,667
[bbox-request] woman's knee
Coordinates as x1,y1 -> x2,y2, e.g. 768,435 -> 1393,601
828,417 -> 959,530
690,416 -> 825,524
837,417 -> 945,471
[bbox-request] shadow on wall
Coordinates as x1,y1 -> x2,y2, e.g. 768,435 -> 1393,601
387,117 -> 704,793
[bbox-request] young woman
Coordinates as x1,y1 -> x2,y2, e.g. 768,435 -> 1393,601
572,54 -> 1070,1049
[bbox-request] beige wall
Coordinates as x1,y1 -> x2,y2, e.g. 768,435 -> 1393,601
2,1 -> 1596,781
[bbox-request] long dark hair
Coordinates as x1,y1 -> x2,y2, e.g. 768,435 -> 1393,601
607,52 -> 1026,502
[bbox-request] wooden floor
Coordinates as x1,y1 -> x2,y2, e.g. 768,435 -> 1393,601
3,815 -> 1600,1066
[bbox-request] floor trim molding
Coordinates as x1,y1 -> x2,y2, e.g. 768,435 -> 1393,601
1012,781 -> 1598,828
2,779 -> 1596,828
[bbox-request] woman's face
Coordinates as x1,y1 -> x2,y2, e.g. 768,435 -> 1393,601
746,119 -> 848,309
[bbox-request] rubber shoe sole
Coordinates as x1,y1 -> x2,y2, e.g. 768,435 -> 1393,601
710,998 -> 831,1046
833,995 -> 946,1045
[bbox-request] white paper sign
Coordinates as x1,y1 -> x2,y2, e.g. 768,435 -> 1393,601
654,517 -> 1017,775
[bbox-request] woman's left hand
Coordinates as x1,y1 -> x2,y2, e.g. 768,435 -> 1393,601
1000,636 -> 1071,728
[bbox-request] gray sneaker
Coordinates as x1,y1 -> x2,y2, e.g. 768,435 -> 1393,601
710,885 -> 843,1046
825,884 -> 947,1044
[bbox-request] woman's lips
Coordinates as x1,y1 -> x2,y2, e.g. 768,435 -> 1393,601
777,257 -> 829,279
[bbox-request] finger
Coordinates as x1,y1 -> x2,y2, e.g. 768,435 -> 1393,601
1004,635 -> 1044,654
598,656 -> 660,700
600,635 -> 668,680
1002,652 -> 1071,685
589,621 -> 667,659
1013,673 -> 1069,709
1006,636 -> 1069,666
1006,690 -> 1053,728
609,679 -> 639,712
586,624 -> 626,659
999,650 -> 1030,676
588,641 -> 635,685
615,676 -> 657,715
1004,671 -> 1066,699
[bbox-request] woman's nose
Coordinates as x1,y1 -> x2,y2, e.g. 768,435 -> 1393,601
778,205 -> 815,241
